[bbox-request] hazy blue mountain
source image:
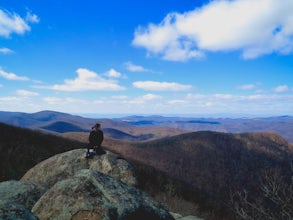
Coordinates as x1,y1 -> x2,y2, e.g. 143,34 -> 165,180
0,110 -> 293,142
121,115 -> 293,142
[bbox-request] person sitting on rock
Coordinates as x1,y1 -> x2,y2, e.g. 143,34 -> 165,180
86,123 -> 105,158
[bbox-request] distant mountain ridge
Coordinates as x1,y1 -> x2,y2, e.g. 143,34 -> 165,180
40,121 -> 89,133
0,110 -> 96,129
121,114 -> 293,142
0,110 -> 186,141
103,128 -> 154,141
0,110 -> 293,142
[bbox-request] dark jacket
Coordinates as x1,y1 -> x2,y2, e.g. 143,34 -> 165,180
88,129 -> 104,148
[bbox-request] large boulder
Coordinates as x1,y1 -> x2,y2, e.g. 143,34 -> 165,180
21,149 -> 137,188
0,180 -> 46,209
18,148 -> 175,219
0,201 -> 38,220
32,169 -> 174,220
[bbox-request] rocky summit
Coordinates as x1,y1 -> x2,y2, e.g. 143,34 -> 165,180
21,149 -> 137,188
0,149 -> 174,220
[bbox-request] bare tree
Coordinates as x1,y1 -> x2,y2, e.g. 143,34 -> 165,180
229,165 -> 293,220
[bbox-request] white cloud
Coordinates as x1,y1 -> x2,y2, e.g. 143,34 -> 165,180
237,83 -> 258,90
186,93 -> 261,101
274,85 -> 289,92
105,68 -> 122,78
133,0 -> 293,61
133,80 -> 192,91
167,99 -> 188,105
0,69 -> 29,81
43,96 -> 85,105
0,9 -> 39,37
26,12 -> 40,23
1,91 -> 293,115
47,68 -> 125,91
43,96 -> 63,104
0,96 -> 19,102
124,61 -> 148,72
16,89 -> 39,97
141,93 -> 162,100
0,96 -> 40,112
122,93 -> 162,105
111,95 -> 128,100
0,47 -> 14,54
184,92 -> 293,115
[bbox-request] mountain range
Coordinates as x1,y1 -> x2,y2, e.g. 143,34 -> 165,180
121,114 -> 293,143
1,110 -> 293,219
0,110 -> 293,143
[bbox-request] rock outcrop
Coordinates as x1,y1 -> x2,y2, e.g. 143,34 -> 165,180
0,201 -> 38,220
0,180 -> 46,210
0,180 -> 45,219
0,149 -> 175,220
21,149 -> 137,188
32,169 -> 173,220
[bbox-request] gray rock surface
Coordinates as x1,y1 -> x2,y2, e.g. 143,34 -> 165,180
0,180 -> 46,209
32,169 -> 174,220
171,212 -> 204,220
0,201 -> 38,220
177,216 -> 204,220
21,149 -> 137,188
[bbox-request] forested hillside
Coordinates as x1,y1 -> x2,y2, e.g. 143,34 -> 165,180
0,122 -> 83,181
106,131 -> 293,219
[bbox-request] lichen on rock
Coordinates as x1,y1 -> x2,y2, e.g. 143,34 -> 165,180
0,180 -> 46,209
32,169 -> 174,220
21,149 -> 137,188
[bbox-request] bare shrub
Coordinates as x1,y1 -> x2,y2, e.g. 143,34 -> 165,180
230,165 -> 293,220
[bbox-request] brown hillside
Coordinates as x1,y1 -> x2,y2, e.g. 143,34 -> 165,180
105,131 -> 293,215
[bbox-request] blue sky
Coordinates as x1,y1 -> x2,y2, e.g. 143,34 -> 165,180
0,0 -> 293,117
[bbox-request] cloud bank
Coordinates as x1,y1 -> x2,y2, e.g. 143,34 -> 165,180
133,0 -> 293,61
